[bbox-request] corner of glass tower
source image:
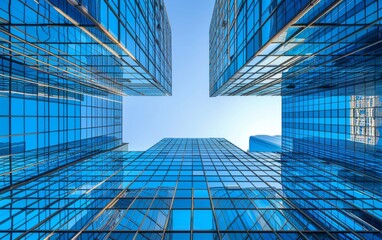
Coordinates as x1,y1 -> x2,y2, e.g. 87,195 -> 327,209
2,0 -> 382,239
209,1 -> 382,237
209,0 -> 381,97
209,0 -> 382,171
0,0 -> 172,189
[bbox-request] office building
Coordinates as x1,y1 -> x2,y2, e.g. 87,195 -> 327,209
0,0 -> 172,189
1,0 -> 381,238
249,135 -> 281,152
210,1 -> 382,173
209,0 -> 381,96
1,138 -> 381,239
209,0 -> 382,237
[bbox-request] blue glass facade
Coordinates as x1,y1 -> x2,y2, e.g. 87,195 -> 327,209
210,0 -> 382,238
1,138 -> 381,239
48,0 -> 172,95
0,0 -> 171,189
282,80 -> 382,177
209,0 -> 382,179
249,135 -> 281,152
209,0 -> 382,96
2,0 -> 382,238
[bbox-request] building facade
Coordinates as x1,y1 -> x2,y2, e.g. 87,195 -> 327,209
209,0 -> 381,97
1,0 -> 382,238
210,0 -> 382,237
249,135 -> 281,152
1,138 -> 381,239
210,1 -> 382,174
0,0 -> 171,189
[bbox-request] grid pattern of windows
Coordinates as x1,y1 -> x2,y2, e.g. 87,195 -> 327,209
211,3 -> 382,234
0,0 -> 172,189
49,0 -> 172,95
0,0 -> 171,96
1,138 -> 381,239
282,80 -> 382,177
0,74 -> 123,189
209,0 -> 382,96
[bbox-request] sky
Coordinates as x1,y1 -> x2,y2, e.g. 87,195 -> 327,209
123,0 -> 281,151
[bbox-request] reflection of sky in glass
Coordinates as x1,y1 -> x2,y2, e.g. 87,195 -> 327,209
194,210 -> 215,230
170,210 -> 191,230
1,138 -> 381,238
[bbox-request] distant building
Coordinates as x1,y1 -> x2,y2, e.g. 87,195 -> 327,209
249,135 -> 281,152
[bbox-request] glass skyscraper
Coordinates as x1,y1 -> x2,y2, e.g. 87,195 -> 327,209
1,0 -> 382,239
0,0 -> 171,189
1,138 -> 381,239
209,0 -> 382,238
209,0 -> 381,97
209,0 -> 382,173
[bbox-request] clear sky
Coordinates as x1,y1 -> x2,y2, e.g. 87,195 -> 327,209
123,0 -> 281,151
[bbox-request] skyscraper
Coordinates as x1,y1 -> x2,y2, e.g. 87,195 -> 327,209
209,0 -> 381,171
210,0 -> 382,237
2,138 -> 381,239
2,0 -> 382,238
209,0 -> 381,97
209,1 -> 382,170
0,0 -> 172,189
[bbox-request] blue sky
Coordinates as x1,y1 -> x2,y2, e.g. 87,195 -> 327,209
123,0 -> 281,151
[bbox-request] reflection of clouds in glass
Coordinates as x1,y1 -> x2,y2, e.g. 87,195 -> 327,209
350,96 -> 381,145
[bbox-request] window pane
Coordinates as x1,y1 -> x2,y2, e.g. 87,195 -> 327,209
168,210 -> 190,230
193,210 -> 215,230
